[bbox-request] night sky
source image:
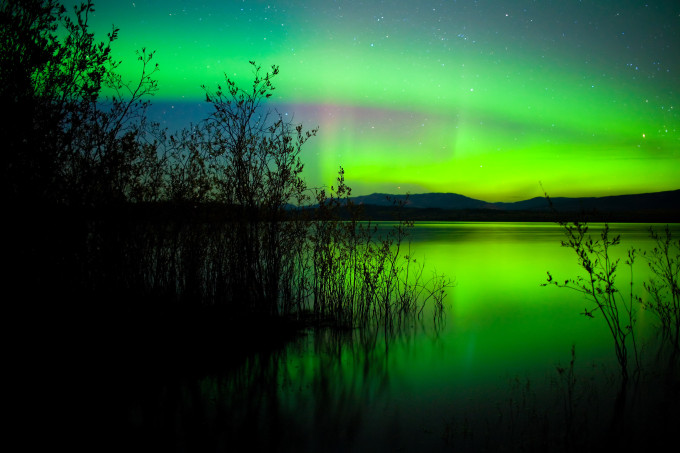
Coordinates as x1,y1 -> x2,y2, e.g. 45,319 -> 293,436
88,0 -> 679,201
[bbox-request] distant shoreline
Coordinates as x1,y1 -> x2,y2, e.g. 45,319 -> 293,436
26,203 -> 679,224
22,187 -> 680,224
337,188 -> 680,223
327,205 -> 680,223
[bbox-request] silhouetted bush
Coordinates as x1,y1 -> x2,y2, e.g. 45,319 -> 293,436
2,1 -> 449,342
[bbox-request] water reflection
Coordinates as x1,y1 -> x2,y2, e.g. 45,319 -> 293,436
121,222 -> 679,451
123,320 -> 441,451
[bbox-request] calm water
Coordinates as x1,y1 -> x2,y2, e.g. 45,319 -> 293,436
125,222 -> 678,451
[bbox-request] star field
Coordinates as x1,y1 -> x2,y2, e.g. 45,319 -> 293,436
89,0 -> 679,201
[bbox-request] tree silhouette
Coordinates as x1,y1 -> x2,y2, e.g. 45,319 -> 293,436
1,1 -> 447,339
184,62 -> 317,314
1,0 -> 160,208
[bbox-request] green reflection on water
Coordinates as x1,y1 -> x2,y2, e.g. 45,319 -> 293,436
128,222 -> 679,451
272,222 -> 679,448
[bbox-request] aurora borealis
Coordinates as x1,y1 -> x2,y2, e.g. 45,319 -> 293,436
88,0 -> 679,201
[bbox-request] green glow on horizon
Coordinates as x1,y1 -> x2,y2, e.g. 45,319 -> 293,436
88,1 -> 679,201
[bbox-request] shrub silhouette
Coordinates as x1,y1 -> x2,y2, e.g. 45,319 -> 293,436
2,1 -> 449,340
1,0 -> 161,208
543,192 -> 679,438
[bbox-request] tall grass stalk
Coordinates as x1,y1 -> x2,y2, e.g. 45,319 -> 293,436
307,168 -> 452,331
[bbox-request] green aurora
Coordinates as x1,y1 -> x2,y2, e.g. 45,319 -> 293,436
88,0 -> 679,201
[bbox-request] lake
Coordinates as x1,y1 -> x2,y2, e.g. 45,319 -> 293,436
123,221 -> 679,451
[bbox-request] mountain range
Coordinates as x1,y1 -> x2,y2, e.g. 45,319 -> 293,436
345,189 -> 680,222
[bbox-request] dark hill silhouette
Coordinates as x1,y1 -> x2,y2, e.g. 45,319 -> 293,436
351,192 -> 490,210
346,189 -> 680,222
